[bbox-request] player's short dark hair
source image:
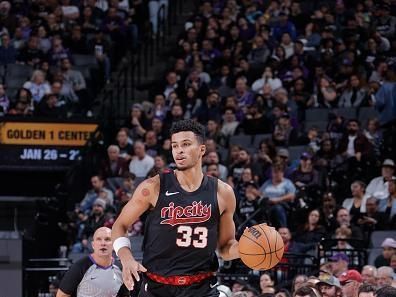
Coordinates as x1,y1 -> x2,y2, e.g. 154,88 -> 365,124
375,285 -> 396,297
170,119 -> 206,144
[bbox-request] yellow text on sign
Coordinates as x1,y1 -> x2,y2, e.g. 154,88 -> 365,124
0,122 -> 98,146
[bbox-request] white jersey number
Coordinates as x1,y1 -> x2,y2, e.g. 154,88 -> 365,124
176,226 -> 208,248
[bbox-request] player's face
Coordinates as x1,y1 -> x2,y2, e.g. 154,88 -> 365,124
171,131 -> 205,171
92,228 -> 113,257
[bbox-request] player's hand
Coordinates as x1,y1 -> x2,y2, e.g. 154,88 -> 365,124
120,256 -> 147,290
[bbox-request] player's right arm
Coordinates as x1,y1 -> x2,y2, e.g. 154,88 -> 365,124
111,175 -> 160,290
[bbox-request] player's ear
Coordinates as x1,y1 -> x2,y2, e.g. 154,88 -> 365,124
200,145 -> 206,154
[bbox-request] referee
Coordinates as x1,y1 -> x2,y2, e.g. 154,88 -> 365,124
56,227 -> 129,297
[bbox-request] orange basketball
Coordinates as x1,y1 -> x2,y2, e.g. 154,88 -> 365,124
238,223 -> 284,270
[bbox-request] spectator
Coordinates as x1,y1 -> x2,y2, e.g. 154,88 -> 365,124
366,159 -> 395,200
0,33 -> 16,65
78,175 -> 114,214
116,128 -> 133,160
206,119 -> 226,146
22,70 -> 51,104
237,102 -> 273,135
48,36 -> 72,66
375,285 -> 396,297
328,252 -> 350,277
0,84 -> 9,114
294,209 -> 326,244
357,197 -> 389,236
236,180 -> 265,228
203,151 -> 228,181
227,148 -> 259,188
100,145 -> 129,179
339,270 -> 363,297
273,113 -> 299,147
378,177 -> 396,222
129,140 -> 154,178
251,66 -> 283,94
35,93 -> 65,118
338,74 -> 369,108
375,238 -> 396,268
319,192 -> 338,233
124,103 -> 150,141
221,107 -> 239,139
259,273 -> 275,295
335,208 -> 364,245
361,265 -> 377,286
260,163 -> 296,227
376,266 -> 394,288
17,36 -> 45,67
87,29 -> 112,83
342,181 -> 369,222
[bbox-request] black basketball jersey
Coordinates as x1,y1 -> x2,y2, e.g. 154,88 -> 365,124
142,170 -> 220,276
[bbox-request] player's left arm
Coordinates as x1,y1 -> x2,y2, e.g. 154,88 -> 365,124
217,180 -> 240,261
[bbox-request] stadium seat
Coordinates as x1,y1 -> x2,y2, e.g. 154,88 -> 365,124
229,135 -> 253,148
331,107 -> 357,120
252,133 -> 272,149
369,230 -> 396,248
367,248 -> 382,266
288,145 -> 308,161
305,108 -> 330,122
304,121 -> 328,133
72,54 -> 98,67
358,107 -> 380,125
6,64 -> 33,79
5,77 -> 26,89
5,87 -> 19,99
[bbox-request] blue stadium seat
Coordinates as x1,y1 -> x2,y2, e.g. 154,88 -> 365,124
369,230 -> 396,248
288,145 -> 308,161
72,54 -> 98,67
229,135 -> 253,148
331,107 -> 357,120
305,108 -> 330,122
304,121 -> 328,133
358,107 -> 380,125
6,64 -> 33,79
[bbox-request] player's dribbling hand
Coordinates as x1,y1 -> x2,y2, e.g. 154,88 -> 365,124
121,257 -> 147,290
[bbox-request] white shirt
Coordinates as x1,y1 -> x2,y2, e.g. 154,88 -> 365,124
347,135 -> 357,157
342,195 -> 369,213
129,155 -> 155,178
366,176 -> 394,200
251,77 -> 282,93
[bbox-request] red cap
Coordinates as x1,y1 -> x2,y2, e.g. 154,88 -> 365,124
339,270 -> 362,284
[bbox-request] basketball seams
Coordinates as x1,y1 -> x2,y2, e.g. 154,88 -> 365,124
257,225 -> 272,268
241,234 -> 266,253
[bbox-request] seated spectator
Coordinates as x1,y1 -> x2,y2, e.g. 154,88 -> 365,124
100,145 -> 129,180
87,29 -> 112,83
376,266 -> 394,288
194,91 -> 222,124
361,265 -> 378,286
375,238 -> 396,268
65,25 -> 89,54
357,197 -> 389,236
116,128 -> 133,160
259,162 -> 296,227
251,66 -> 283,94
129,140 -> 154,178
227,148 -> 259,188
0,84 -> 10,114
313,76 -> 338,108
71,198 -> 106,253
366,159 -> 395,200
319,192 -> 338,233
124,103 -> 150,141
147,155 -> 168,178
334,208 -> 364,247
206,120 -> 226,147
273,113 -> 298,146
290,152 -> 321,207
338,74 -> 369,108
259,273 -> 275,296
144,130 -> 161,158
332,226 -> 355,257
236,181 -> 265,228
17,36 -> 45,67
35,93 -> 66,118
378,176 -> 396,222
0,33 -> 16,65
220,107 -> 239,140
233,77 -> 254,115
363,118 -> 382,156
291,275 -> 309,295
36,25 -> 51,54
328,252 -> 350,277
78,175 -> 114,214
203,151 -> 228,181
47,36 -> 72,66
294,209 -> 326,244
114,172 -> 136,205
237,103 -> 273,135
247,35 -> 270,70
342,181 -> 369,223
23,70 -> 51,104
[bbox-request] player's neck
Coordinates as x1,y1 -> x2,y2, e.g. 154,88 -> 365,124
175,167 -> 204,192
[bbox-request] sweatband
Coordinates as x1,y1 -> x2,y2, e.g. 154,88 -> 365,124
113,237 -> 131,257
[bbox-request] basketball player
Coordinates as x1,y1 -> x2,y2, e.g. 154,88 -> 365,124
56,227 -> 129,297
112,119 -> 240,296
